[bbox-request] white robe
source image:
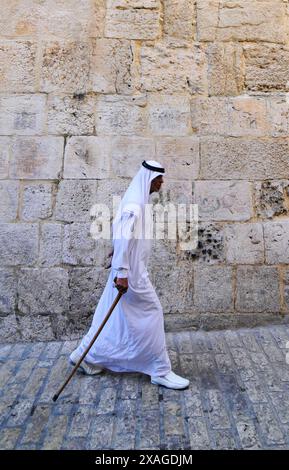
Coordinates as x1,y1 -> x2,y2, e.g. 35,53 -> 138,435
74,210 -> 172,377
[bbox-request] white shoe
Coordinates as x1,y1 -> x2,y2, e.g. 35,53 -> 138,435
151,371 -> 190,390
69,349 -> 103,376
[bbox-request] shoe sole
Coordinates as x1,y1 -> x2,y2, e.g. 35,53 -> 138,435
69,359 -> 102,376
151,379 -> 189,390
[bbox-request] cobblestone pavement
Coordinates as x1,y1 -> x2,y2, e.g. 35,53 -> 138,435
1,324 -> 289,450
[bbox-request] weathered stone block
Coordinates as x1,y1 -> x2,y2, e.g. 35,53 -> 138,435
200,138 -> 289,180
197,1 -> 287,43
155,137 -> 199,180
0,181 -> 19,222
0,40 -> 36,92
224,223 -> 264,264
192,96 -> 289,137
0,269 -> 17,314
139,42 -> 206,94
40,41 -> 92,93
151,260 -> 194,313
244,44 -> 289,92
39,223 -> 63,267
148,95 -> 191,136
205,42 -> 244,96
193,181 -> 253,221
10,137 -> 64,179
68,267 -> 108,316
96,95 -> 147,135
0,138 -> 10,179
64,137 -> 111,179
0,223 -> 38,266
0,314 -> 20,342
194,266 -> 233,312
263,221 -> 289,264
0,94 -> 46,135
21,183 -> 53,221
186,222 -> 225,265
236,266 -> 280,313
254,180 -> 289,219
105,1 -> 161,40
95,179 -> 130,213
54,180 -> 98,222
63,223 -> 111,266
47,94 -> 96,135
18,268 -> 69,315
163,0 -> 196,39
110,137 -> 154,178
17,315 -> 54,342
90,39 -> 135,94
284,269 -> 289,312
0,0 -> 105,39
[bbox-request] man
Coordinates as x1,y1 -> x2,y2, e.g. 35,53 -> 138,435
69,160 -> 190,390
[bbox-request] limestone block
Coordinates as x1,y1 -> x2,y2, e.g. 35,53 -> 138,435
236,266 -> 280,313
0,138 -> 10,179
68,267 -> 108,316
193,181 -> 253,221
151,260 -> 194,313
96,95 -> 147,135
0,181 -> 19,222
224,223 -> 264,264
148,95 -> 191,136
40,41 -> 92,93
197,1 -> 287,43
186,222 -> 225,265
10,137 -> 64,179
263,221 -> 289,264
54,180 -> 98,222
254,181 -> 289,219
192,96 -> 289,137
47,94 -> 96,135
105,0 -> 161,40
95,179 -> 130,214
0,0 -> 105,39
0,94 -> 46,135
17,315 -> 54,342
139,41 -> 206,94
90,39 -> 134,94
163,0 -> 196,39
39,223 -> 63,267
0,223 -> 38,266
200,138 -> 289,180
284,269 -> 289,311
110,137 -> 155,178
0,40 -> 36,92
18,268 -> 69,315
21,183 -> 54,221
205,42 -> 244,96
153,180 -> 194,207
0,314 -> 20,342
64,137 -> 111,179
155,137 -> 199,180
244,44 -> 289,92
63,223 -> 110,266
0,269 -> 17,314
194,266 -> 233,312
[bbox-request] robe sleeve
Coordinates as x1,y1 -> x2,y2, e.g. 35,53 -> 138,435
112,211 -> 137,278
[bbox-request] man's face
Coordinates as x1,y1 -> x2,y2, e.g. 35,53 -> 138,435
150,175 -> 164,194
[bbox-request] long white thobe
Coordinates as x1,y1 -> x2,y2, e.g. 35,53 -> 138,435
74,211 -> 172,376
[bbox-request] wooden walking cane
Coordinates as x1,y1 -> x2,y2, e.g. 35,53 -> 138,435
52,278 -> 124,402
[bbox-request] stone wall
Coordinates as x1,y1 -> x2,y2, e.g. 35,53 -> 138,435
1,0 -> 289,342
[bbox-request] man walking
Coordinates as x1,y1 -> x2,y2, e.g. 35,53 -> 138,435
69,160 -> 190,390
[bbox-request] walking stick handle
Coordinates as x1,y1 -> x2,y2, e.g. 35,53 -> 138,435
52,289 -> 123,402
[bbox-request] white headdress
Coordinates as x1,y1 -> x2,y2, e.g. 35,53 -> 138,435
112,160 -> 165,239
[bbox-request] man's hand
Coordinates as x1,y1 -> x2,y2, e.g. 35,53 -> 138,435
114,277 -> 128,294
